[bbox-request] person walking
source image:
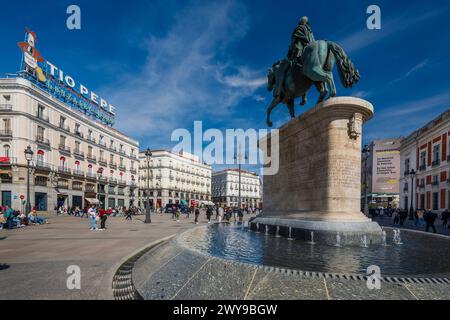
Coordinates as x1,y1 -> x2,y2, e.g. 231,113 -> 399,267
194,207 -> 200,225
441,210 -> 449,228
88,205 -> 98,230
175,207 -> 181,222
424,210 -> 437,233
99,209 -> 108,230
206,207 -> 212,224
125,207 -> 132,220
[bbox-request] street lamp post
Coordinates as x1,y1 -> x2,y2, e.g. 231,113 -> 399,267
24,146 -> 34,218
234,144 -> 248,210
362,145 -> 370,216
145,148 -> 152,223
409,169 -> 416,220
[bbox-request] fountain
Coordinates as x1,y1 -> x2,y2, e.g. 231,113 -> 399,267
255,223 -> 260,233
382,230 -> 388,246
393,229 -> 403,245
309,231 -> 316,245
287,227 -> 294,241
361,235 -> 368,248
335,233 -> 341,247
265,225 -> 269,236
275,226 -> 281,238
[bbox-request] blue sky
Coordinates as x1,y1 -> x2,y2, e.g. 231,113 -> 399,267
1,0 -> 450,171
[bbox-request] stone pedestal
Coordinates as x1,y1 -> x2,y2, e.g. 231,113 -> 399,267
255,97 -> 382,245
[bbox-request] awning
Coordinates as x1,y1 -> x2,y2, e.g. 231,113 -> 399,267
86,198 -> 100,204
180,199 -> 188,206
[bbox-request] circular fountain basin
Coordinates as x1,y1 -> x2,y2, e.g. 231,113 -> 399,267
178,223 -> 450,278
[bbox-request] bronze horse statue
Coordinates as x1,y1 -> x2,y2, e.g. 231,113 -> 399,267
266,40 -> 360,127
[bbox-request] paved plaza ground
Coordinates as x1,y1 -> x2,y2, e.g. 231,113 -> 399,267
0,212 -> 204,300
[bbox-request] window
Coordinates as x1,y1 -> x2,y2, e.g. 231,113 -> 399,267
420,151 -> 426,167
37,104 -> 45,118
37,126 -> 45,139
404,158 -> 410,174
59,116 -> 66,127
88,130 -> 93,140
433,145 -> 440,164
2,119 -> 11,131
88,146 -> 93,157
60,135 -> 66,146
99,135 -> 104,144
75,141 -> 81,153
100,150 -> 104,160
432,175 -> 439,185
110,154 -> 114,162
2,145 -> 10,157
120,157 -> 124,166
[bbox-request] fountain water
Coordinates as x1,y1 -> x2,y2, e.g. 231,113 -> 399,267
309,231 -> 316,245
275,226 -> 281,238
382,230 -> 387,246
265,225 -> 269,236
255,223 -> 260,233
361,235 -> 368,248
335,233 -> 341,247
287,227 -> 294,240
393,229 -> 403,245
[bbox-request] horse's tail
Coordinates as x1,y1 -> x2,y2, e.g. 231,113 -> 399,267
327,41 -> 360,88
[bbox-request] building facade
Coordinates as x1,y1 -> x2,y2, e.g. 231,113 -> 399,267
399,109 -> 450,214
212,169 -> 262,208
0,77 -> 139,211
361,138 -> 401,210
138,150 -> 212,208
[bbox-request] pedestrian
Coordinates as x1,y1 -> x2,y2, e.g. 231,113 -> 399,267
424,210 -> 437,233
125,206 -> 132,220
99,209 -> 108,230
441,210 -> 449,228
206,207 -> 212,223
194,207 -> 200,225
88,205 -> 98,230
215,206 -> 219,220
175,207 -> 181,222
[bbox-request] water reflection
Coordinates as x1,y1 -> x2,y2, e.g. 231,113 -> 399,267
178,224 -> 450,277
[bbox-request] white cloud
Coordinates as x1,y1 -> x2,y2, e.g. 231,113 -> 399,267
102,0 -> 266,148
390,59 -> 429,84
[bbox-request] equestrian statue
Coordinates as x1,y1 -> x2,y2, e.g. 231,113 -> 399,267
266,16 -> 360,127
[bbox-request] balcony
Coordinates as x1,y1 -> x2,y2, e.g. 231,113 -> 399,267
74,150 -> 85,159
87,154 -> 97,163
130,168 -> 137,174
87,136 -> 97,144
86,172 -> 97,180
119,150 -> 126,156
59,123 -> 70,132
57,166 -> 71,175
72,183 -> 83,191
0,130 -> 12,139
403,187 -> 409,192
432,181 -> 439,187
118,189 -> 125,196
98,141 -> 106,147
57,180 -> 69,189
432,159 -> 441,167
74,130 -> 84,138
109,162 -> 117,169
34,161 -> 52,171
85,184 -> 96,192
0,103 -> 13,111
118,179 -> 126,186
36,136 -> 51,148
109,146 -> 117,152
36,112 -> 49,123
0,157 -> 17,166
98,176 -> 108,183
109,177 -> 117,185
73,169 -> 85,178
58,144 -> 71,155
98,158 -> 107,166
119,165 -> 126,172
419,164 -> 426,171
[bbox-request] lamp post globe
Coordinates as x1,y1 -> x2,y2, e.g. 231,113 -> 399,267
145,148 -> 152,224
24,146 -> 34,217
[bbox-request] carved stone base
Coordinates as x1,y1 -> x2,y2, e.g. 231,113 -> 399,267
258,97 -> 382,245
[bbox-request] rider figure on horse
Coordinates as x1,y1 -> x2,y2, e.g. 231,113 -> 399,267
273,16 -> 315,101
